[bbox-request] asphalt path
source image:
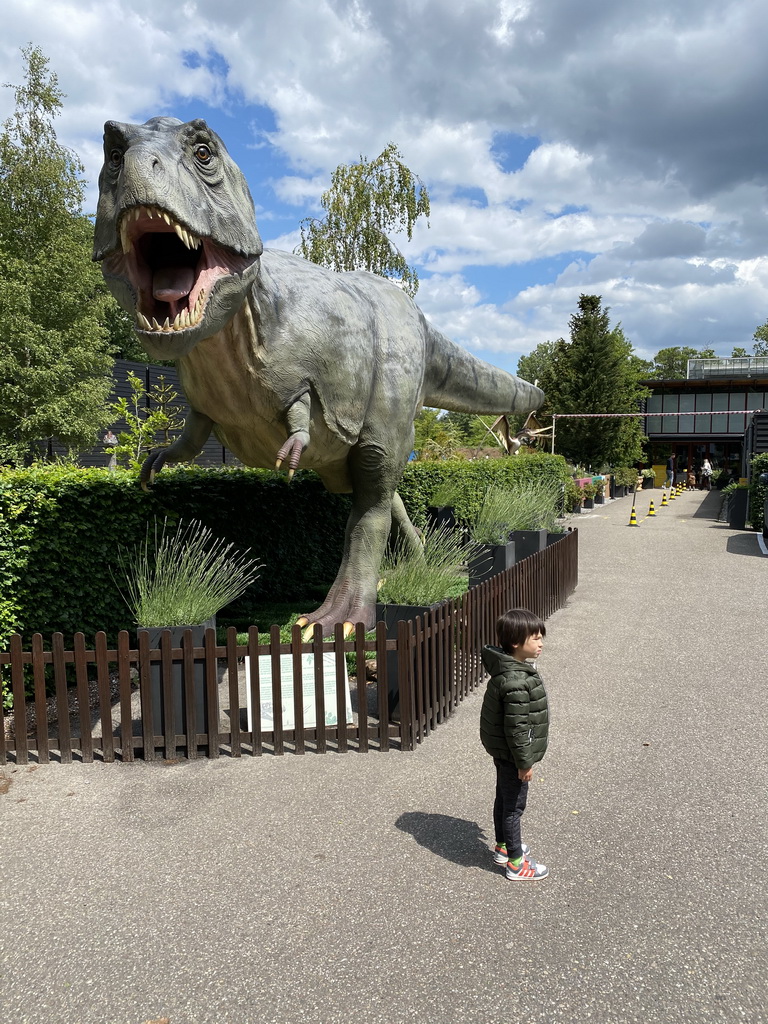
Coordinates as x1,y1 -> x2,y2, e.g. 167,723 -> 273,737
1,487 -> 766,1024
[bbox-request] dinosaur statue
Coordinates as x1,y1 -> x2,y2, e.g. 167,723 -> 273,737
94,117 -> 544,634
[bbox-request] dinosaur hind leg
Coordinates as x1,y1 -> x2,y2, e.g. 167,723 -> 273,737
389,491 -> 423,554
299,446 -> 401,635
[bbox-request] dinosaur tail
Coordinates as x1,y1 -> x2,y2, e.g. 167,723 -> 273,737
422,324 -> 544,415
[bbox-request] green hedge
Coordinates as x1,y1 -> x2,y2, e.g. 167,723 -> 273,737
0,452 -> 570,651
397,452 -> 570,527
0,465 -> 350,649
749,453 -> 768,529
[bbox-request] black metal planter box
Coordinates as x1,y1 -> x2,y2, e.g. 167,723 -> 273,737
468,541 -> 516,588
141,617 -> 216,739
376,602 -> 438,715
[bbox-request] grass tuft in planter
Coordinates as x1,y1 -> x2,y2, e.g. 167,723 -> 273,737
470,480 -> 561,544
377,524 -> 478,606
120,518 -> 262,628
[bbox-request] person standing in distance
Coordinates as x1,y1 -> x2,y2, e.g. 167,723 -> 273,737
480,608 -> 550,880
665,453 -> 676,488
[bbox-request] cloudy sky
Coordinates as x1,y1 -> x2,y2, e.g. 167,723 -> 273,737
4,0 -> 768,375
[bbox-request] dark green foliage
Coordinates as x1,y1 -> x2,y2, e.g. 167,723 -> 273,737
397,452 -> 570,529
749,453 -> 768,529
0,46 -> 114,463
648,346 -> 715,379
543,296 -> 648,468
0,466 -> 351,651
753,322 -> 768,357
0,456 -> 569,652
564,478 -> 583,512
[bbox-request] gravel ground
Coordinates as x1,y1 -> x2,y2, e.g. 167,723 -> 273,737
1,487 -> 766,1024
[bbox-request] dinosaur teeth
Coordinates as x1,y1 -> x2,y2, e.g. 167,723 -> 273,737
120,221 -> 131,255
173,223 -> 201,250
137,286 -> 208,334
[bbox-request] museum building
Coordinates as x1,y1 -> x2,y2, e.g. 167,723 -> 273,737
641,357 -> 768,480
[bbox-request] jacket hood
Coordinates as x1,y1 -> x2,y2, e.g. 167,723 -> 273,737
481,644 -> 538,677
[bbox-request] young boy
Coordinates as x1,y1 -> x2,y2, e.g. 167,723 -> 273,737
479,608 -> 550,880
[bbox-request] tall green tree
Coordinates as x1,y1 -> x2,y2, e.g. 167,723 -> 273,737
516,340 -> 557,390
295,142 -> 430,296
752,320 -> 768,356
648,345 -> 715,379
0,45 -> 114,465
544,295 -> 648,468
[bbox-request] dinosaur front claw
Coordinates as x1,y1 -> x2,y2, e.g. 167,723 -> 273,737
275,435 -> 307,479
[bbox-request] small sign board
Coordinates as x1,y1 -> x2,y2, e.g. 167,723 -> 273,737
245,652 -> 353,732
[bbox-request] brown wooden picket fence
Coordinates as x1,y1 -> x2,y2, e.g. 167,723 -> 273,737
0,530 -> 577,765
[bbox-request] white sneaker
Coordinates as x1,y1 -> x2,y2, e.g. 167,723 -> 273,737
505,856 -> 549,880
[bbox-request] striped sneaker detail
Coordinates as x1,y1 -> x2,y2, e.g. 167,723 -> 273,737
505,856 -> 549,880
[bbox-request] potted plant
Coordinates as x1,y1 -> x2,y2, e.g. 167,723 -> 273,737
720,482 -> 751,529
469,479 -> 562,573
641,468 -> 655,490
466,486 -> 518,585
594,478 -> 606,505
376,524 -> 477,713
426,477 -> 467,534
564,478 -> 583,514
120,518 -> 261,735
582,481 -> 597,509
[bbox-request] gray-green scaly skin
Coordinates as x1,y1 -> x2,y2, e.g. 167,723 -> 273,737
94,117 -> 544,632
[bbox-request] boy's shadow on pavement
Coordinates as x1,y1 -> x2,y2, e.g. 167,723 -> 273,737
395,812 -> 497,872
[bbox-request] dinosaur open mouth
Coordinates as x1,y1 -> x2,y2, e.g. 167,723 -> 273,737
108,205 -> 256,333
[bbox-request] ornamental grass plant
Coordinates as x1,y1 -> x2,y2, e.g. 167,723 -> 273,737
377,524 -> 478,606
470,480 -> 562,545
120,518 -> 262,628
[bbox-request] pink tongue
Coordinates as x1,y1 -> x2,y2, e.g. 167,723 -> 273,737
153,267 -> 195,302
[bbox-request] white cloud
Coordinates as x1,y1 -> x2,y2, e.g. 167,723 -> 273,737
3,0 -> 768,364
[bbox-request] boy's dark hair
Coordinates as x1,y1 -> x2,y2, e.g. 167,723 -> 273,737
496,608 -> 546,654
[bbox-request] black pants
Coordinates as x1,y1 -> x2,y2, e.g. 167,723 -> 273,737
493,757 -> 528,860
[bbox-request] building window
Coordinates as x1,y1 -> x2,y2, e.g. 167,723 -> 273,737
695,392 -> 711,433
725,392 -> 745,434
662,392 -> 678,433
679,393 -> 695,432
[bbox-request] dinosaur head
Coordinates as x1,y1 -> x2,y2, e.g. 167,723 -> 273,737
94,117 -> 263,359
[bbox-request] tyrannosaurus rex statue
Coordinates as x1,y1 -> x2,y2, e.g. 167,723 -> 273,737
94,117 -> 544,634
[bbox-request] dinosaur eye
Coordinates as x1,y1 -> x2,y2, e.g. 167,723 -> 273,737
194,144 -> 212,164
109,148 -> 123,167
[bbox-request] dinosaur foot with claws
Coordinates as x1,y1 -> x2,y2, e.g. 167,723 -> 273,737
275,433 -> 308,480
295,591 -> 376,642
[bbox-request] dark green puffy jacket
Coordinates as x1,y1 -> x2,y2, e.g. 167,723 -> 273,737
479,645 -> 549,769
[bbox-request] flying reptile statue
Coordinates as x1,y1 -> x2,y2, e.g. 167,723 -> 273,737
94,116 -> 544,635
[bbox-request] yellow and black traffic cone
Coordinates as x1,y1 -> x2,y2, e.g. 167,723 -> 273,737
669,487 -> 676,501
647,500 -> 656,517
661,490 -> 669,507
628,505 -> 640,527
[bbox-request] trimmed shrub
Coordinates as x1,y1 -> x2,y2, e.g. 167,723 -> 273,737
749,453 -> 768,529
0,465 -> 350,648
1,451 -> 569,647
397,451 -> 570,528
